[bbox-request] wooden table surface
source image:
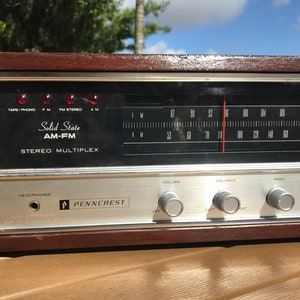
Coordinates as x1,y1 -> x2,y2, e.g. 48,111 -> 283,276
1,241 -> 300,299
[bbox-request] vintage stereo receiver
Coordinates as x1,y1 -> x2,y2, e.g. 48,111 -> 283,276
1,53 -> 300,252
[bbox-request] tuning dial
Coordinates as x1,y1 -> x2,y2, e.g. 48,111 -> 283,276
159,192 -> 184,217
213,190 -> 240,214
266,187 -> 295,211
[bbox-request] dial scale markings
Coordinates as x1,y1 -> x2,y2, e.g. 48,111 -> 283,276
123,104 -> 300,153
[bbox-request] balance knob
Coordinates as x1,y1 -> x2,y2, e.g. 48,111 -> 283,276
266,187 -> 295,211
159,192 -> 184,217
213,190 -> 240,214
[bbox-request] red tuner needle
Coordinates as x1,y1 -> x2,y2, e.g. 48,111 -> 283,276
222,96 -> 227,153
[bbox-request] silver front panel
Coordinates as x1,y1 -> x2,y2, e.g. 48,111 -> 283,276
1,163 -> 300,232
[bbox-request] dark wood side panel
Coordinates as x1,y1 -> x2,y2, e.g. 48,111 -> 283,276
1,222 -> 300,252
0,52 -> 300,72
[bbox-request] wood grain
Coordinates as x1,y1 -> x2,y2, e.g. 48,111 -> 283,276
2,222 -> 300,252
1,242 -> 300,299
0,52 -> 300,72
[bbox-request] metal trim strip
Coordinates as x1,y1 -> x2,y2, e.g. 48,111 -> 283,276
1,72 -> 300,82
1,162 -> 300,179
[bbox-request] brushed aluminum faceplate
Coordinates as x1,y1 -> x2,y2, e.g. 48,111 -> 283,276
1,162 -> 300,232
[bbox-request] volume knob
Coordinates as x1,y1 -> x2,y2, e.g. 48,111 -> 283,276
267,187 -> 295,211
159,192 -> 184,217
213,190 -> 240,214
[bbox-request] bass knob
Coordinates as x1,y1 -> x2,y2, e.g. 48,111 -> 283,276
266,187 -> 295,211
